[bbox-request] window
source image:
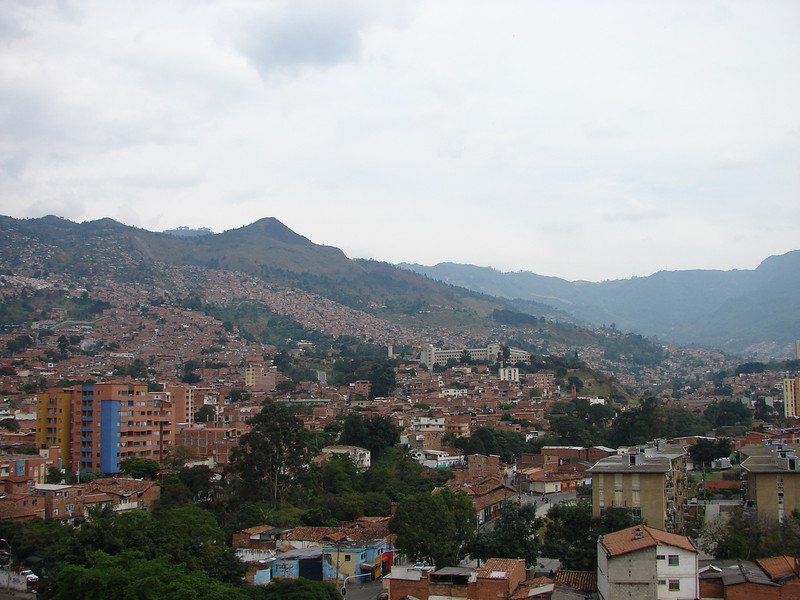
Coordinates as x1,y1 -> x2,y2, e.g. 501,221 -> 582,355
344,555 -> 351,562
668,555 -> 680,566
657,579 -> 666,585
669,580 -> 680,591
656,555 -> 665,561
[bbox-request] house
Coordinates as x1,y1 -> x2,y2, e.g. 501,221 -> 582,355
81,478 -> 160,514
443,476 -> 517,525
597,525 -> 698,600
278,519 -> 394,582
699,558 -> 780,598
385,558 -> 526,600
320,445 -> 371,470
232,524 -> 290,564
409,449 -> 465,469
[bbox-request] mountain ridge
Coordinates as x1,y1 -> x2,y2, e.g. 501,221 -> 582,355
1,214 -> 796,357
399,251 -> 800,356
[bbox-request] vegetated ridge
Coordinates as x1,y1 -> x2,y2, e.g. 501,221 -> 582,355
399,251 -> 800,358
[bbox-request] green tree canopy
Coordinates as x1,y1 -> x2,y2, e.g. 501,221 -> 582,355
467,504 -> 540,566
701,508 -> 800,560
119,457 -> 160,479
389,488 -> 476,568
194,404 -> 215,423
540,503 -> 633,570
339,414 -> 400,460
688,438 -> 731,470
227,401 -> 313,505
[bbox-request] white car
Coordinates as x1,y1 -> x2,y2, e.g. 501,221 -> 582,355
20,569 -> 38,583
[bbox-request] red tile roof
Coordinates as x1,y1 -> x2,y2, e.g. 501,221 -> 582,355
756,556 -> 800,581
286,522 -> 391,543
555,570 -> 597,592
477,558 -> 524,578
601,525 -> 696,557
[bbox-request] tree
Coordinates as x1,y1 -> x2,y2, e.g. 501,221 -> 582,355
226,401 -> 312,506
194,404 -> 215,423
51,550 -> 252,600
46,466 -> 64,484
468,504 -> 540,565
340,414 -> 400,460
540,502 -> 633,570
389,488 -> 476,568
688,439 -> 731,470
704,399 -> 752,428
700,508 -> 795,560
119,457 -> 160,479
0,418 -> 19,432
165,445 -> 196,469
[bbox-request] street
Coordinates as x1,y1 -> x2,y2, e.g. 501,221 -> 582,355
340,578 -> 385,600
514,489 -> 579,517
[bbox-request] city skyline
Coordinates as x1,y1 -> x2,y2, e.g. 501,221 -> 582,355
1,1 -> 798,281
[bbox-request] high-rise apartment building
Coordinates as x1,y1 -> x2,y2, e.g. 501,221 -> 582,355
38,382 -> 174,474
165,384 -> 194,426
35,389 -> 73,468
784,378 -> 800,418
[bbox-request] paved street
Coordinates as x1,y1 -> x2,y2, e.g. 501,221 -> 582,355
340,578 -> 385,600
514,489 -> 579,517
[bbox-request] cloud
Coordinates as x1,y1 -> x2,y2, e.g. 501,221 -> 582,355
602,199 -> 665,223
0,0 -> 797,282
236,2 -> 367,77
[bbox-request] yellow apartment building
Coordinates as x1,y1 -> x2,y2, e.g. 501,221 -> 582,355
587,441 -> 689,534
741,441 -> 800,520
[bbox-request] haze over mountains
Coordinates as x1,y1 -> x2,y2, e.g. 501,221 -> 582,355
1,215 -> 797,358
400,252 -> 800,357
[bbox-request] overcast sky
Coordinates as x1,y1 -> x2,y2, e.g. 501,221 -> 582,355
1,1 -> 798,281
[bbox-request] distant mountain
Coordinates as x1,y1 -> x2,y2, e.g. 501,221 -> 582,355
399,252 -> 800,356
3,215 -> 794,359
0,215 -> 515,323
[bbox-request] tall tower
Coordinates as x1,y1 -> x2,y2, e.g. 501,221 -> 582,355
785,378 -> 800,418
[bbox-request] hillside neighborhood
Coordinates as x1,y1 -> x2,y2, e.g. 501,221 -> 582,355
0,220 -> 797,599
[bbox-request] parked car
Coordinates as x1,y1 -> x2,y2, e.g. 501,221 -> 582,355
20,569 -> 38,584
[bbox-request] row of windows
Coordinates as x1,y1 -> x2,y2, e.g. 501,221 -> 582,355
656,554 -> 680,565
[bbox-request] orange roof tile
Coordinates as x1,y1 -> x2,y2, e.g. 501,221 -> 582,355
601,525 -> 696,557
756,556 -> 799,580
555,570 -> 597,592
477,558 -> 524,578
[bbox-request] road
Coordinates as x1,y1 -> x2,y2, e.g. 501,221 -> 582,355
515,489 -> 579,517
340,579 -> 385,600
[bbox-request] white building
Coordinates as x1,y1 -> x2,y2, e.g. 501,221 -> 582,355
409,449 -> 466,469
498,367 -> 519,382
419,344 -> 530,368
597,525 -> 698,600
321,445 -> 371,470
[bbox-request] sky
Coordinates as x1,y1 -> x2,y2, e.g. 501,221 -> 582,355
1,1 -> 798,282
